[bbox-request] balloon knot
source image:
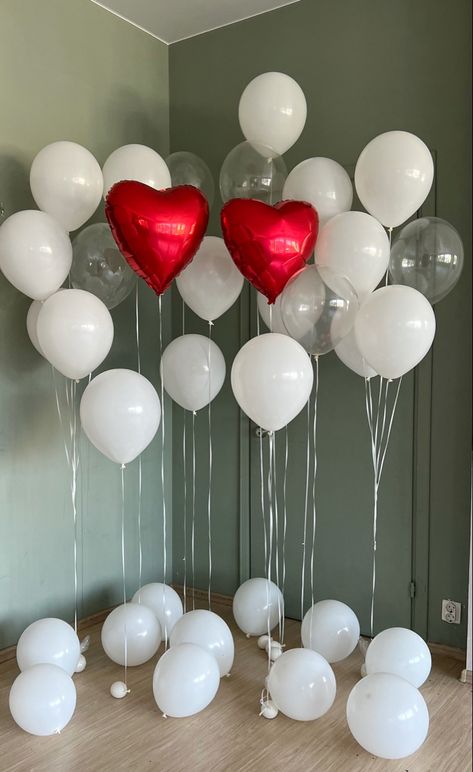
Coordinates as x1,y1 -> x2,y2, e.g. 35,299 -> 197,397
225,672 -> 231,678
193,411 -> 197,417
162,713 -> 168,719
209,321 -> 214,327
121,463 -> 126,470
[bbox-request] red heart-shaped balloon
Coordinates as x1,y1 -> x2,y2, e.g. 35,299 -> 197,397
106,181 -> 209,296
221,199 -> 318,303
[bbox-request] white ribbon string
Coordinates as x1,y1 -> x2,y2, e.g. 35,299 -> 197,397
135,285 -> 143,592
272,433 -> 282,642
364,375 -> 403,638
280,425 -> 288,645
182,410 -> 188,613
300,398 -> 311,620
309,357 -> 319,609
120,463 -> 128,688
207,321 -> 213,610
158,295 -> 168,648
191,410 -> 196,610
266,432 -> 275,673
386,228 -> 393,286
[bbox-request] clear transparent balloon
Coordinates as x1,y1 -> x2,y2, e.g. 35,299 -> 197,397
166,151 -> 215,208
71,223 -> 136,309
219,141 -> 287,204
280,265 -> 359,356
389,217 -> 464,304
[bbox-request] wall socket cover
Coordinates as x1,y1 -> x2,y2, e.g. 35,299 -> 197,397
441,599 -> 462,624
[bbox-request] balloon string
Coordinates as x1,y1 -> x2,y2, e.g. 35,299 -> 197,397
364,376 -> 403,637
70,379 -> 79,635
269,304 -> 273,332
309,357 -> 319,609
256,290 -> 261,336
385,228 -> 393,286
207,321 -> 213,610
279,426 -> 288,645
272,432 -> 282,642
191,410 -> 196,610
120,463 -> 128,688
300,399 -> 311,620
259,429 -> 268,570
266,432 -> 274,673
158,295 -> 168,648
182,410 -> 188,613
135,285 -> 143,592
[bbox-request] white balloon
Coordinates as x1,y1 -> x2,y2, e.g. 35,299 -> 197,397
260,699 -> 278,719
346,673 -> 429,759
160,334 -> 226,412
26,300 -> 45,356
132,583 -> 183,638
80,369 -> 161,465
233,578 -> 284,636
176,236 -> 243,321
365,627 -> 432,688
301,600 -> 360,663
153,642 -> 220,717
9,664 -> 76,736
102,144 -> 171,197
283,157 -> 353,226
0,210 -> 72,300
257,634 -> 270,650
268,642 -> 283,662
257,292 -> 287,334
231,333 -> 313,432
238,72 -> 307,156
355,285 -> 436,379
101,603 -> 161,666
314,211 -> 390,297
36,289 -> 113,379
355,131 -> 434,228
335,327 -> 377,378
16,618 -> 80,676
268,648 -> 336,721
170,610 -> 234,677
30,141 -> 103,232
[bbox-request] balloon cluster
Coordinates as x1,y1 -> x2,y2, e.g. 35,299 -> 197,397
232,578 -> 431,760
1,70 -> 463,751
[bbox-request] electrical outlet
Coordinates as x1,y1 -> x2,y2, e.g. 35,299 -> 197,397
441,599 -> 462,624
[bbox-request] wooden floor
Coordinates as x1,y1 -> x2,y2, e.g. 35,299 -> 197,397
0,603 -> 471,772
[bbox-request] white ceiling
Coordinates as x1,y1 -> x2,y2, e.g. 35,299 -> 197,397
91,0 -> 301,44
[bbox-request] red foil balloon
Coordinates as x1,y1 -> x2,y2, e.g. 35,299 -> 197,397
106,181 -> 209,295
221,199 -> 318,303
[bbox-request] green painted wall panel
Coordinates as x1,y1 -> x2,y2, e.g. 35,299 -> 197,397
169,0 -> 471,646
0,0 -> 171,648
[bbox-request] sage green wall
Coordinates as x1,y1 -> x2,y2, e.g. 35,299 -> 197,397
169,0 -> 472,646
0,0 -> 172,648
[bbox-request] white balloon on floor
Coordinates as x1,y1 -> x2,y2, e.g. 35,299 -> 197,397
102,144 -> 171,197
101,603 -> 162,666
160,334 -> 226,412
153,642 -> 220,717
30,141 -> 103,232
0,210 -> 72,300
37,289 -> 114,379
283,157 -> 353,227
170,609 -> 234,677
268,648 -> 336,721
365,627 -> 432,688
176,236 -> 243,322
231,333 -> 313,432
301,600 -> 360,663
132,583 -> 183,638
239,72 -> 307,156
232,578 -> 284,636
16,618 -> 80,676
9,664 -> 76,736
346,673 -> 429,759
80,369 -> 161,465
354,285 -> 436,379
